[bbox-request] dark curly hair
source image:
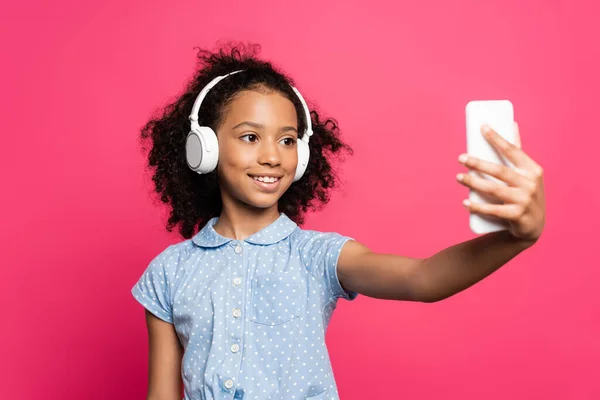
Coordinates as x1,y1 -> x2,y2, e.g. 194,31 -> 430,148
140,42 -> 353,239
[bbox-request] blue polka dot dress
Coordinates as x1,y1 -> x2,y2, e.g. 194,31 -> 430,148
132,213 -> 358,399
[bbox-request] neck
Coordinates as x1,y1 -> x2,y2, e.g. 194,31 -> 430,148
213,201 -> 281,241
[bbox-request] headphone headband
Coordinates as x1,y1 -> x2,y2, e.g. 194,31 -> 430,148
188,70 -> 313,141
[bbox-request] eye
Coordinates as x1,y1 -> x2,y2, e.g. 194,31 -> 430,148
280,137 -> 296,146
240,134 -> 258,143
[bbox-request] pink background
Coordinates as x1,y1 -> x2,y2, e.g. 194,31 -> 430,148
1,0 -> 597,399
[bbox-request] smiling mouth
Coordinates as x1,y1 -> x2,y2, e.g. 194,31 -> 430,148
250,175 -> 281,183
248,175 -> 282,192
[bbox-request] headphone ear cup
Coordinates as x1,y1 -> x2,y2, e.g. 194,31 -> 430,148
294,139 -> 310,182
185,126 -> 219,174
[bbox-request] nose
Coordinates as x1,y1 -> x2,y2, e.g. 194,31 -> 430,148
257,139 -> 281,167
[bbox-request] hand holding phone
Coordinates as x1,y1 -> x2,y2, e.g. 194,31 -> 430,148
465,100 -> 516,234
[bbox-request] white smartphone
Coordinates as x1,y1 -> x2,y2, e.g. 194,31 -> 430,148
465,100 -> 516,234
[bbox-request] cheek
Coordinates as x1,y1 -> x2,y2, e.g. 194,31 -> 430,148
283,147 -> 298,169
285,148 -> 298,172
218,141 -> 253,169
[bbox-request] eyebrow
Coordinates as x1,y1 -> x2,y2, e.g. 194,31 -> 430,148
232,121 -> 298,133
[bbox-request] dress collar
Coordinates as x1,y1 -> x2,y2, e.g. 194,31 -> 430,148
191,213 -> 297,248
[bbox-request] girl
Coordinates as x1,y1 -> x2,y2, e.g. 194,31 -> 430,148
132,43 -> 546,400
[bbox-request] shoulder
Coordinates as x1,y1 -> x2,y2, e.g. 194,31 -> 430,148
290,227 -> 351,242
290,227 -> 353,262
147,238 -> 200,274
290,227 -> 358,300
290,226 -> 349,242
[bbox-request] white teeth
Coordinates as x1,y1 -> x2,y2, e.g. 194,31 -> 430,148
253,176 -> 279,183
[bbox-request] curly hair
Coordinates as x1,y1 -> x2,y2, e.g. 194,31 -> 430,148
140,42 -> 353,239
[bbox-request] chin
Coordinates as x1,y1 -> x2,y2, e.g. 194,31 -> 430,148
243,194 -> 282,210
221,175 -> 292,211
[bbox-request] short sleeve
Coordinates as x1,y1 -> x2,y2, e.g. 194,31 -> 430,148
299,231 -> 358,301
131,245 -> 178,323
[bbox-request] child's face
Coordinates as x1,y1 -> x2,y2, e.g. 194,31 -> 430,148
215,89 -> 299,211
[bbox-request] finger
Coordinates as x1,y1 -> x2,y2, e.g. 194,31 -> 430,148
456,172 -> 530,204
458,153 -> 535,189
481,124 -> 535,171
463,199 -> 525,221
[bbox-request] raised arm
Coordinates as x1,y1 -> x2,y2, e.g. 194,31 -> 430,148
338,231 -> 534,303
338,123 -> 545,303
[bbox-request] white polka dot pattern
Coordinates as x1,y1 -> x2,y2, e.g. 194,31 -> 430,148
131,213 -> 357,400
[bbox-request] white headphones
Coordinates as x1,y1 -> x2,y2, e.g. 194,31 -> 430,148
185,70 -> 313,182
